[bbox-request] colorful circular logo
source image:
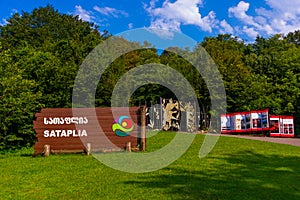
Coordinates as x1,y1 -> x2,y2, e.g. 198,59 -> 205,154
112,116 -> 134,137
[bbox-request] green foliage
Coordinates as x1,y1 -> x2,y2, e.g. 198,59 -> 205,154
250,34 -> 300,135
201,34 -> 253,112
0,45 -> 43,150
201,33 -> 300,135
96,47 -> 161,107
253,35 -> 300,114
0,5 -> 104,108
0,5 -> 105,149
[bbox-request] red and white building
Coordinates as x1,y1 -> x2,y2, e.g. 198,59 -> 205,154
221,109 -> 294,138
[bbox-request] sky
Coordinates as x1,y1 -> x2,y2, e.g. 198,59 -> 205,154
0,0 -> 300,43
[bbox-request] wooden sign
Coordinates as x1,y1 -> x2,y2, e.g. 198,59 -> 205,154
33,107 -> 146,155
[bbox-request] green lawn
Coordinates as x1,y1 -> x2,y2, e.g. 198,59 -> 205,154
1,132 -> 300,200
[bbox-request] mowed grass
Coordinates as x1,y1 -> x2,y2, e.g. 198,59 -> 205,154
1,132 -> 300,200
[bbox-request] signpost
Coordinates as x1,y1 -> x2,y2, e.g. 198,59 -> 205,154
33,107 -> 146,156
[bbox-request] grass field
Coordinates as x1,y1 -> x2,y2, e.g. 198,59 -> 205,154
1,132 -> 300,200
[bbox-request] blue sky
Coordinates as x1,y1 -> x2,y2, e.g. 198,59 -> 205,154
1,0 -> 300,43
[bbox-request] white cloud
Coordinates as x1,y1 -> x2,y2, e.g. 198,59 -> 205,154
0,9 -> 17,26
202,11 -> 218,32
242,26 -> 259,38
128,23 -> 133,29
262,0 -> 300,34
228,1 -> 256,26
93,6 -> 128,18
11,9 -> 18,15
219,20 -> 234,34
145,0 -> 220,37
74,5 -> 94,22
0,18 -> 8,26
228,1 -> 300,39
264,0 -> 300,15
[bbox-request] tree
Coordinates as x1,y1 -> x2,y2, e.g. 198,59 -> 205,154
96,46 -> 162,107
286,30 -> 300,47
0,5 -> 106,149
201,34 -> 254,112
250,34 -> 300,115
0,44 -> 43,150
0,5 -> 105,108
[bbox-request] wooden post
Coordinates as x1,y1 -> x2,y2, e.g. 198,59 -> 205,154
44,145 -> 50,156
86,143 -> 91,155
126,142 -> 131,152
140,106 -> 146,151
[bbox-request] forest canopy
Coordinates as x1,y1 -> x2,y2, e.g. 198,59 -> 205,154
0,6 -> 299,149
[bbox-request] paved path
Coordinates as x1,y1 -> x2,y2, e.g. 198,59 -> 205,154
221,134 -> 300,147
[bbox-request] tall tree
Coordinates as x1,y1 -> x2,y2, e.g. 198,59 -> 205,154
201,34 -> 253,112
250,34 -> 300,115
0,44 -> 43,150
0,5 -> 105,108
0,5 -> 107,149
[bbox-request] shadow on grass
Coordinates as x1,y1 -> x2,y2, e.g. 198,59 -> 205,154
123,151 -> 300,199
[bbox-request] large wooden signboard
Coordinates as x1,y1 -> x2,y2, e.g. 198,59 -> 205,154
33,107 -> 146,155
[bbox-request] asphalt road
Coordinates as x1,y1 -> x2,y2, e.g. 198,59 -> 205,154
222,134 -> 300,147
